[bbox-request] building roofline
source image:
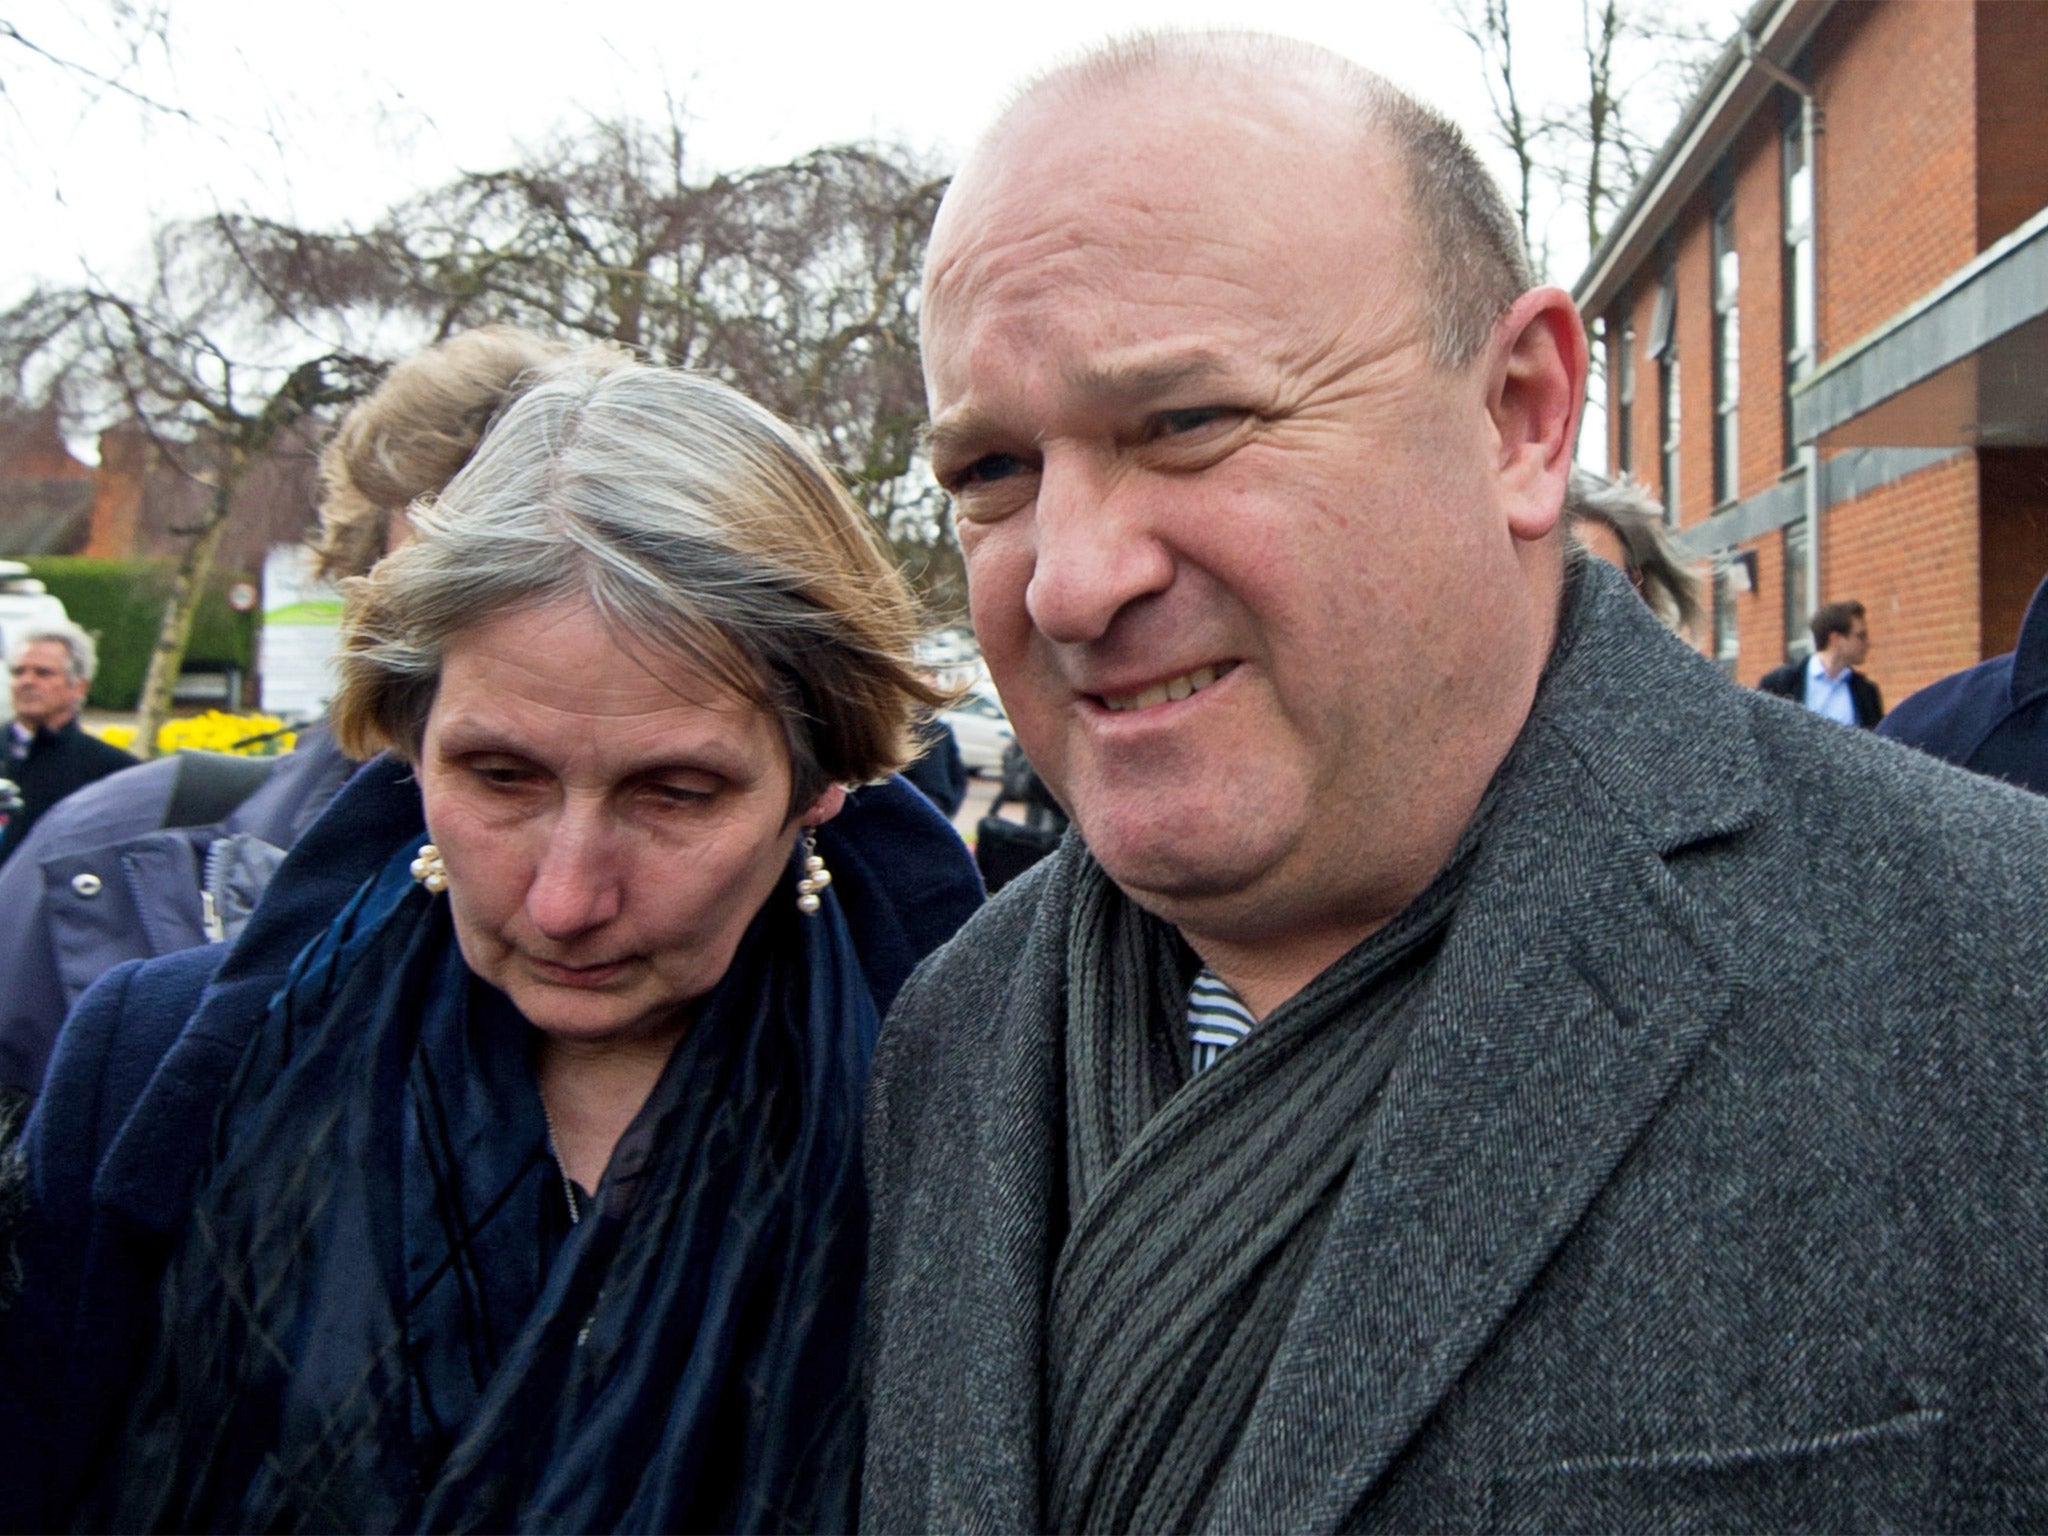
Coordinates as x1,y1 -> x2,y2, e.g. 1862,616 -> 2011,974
1572,0 -> 1837,320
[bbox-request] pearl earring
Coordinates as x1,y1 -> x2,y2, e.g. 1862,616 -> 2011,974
796,830 -> 832,915
410,843 -> 448,894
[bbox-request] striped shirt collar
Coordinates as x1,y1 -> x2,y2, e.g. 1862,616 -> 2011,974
1187,967 -> 1256,1075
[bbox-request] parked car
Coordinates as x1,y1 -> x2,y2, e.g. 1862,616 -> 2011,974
940,688 -> 1016,776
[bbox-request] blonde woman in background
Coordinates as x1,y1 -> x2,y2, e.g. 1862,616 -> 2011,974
0,328 -> 582,1099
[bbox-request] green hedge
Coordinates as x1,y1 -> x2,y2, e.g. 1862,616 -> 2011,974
25,558 -> 257,711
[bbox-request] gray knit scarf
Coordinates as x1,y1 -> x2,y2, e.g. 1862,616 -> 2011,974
1045,829 -> 1482,1534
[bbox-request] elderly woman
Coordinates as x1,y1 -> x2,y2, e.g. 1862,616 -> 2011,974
0,347 -> 981,1532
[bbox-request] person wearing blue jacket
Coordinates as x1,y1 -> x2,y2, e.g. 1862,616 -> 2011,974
1879,569 -> 2048,793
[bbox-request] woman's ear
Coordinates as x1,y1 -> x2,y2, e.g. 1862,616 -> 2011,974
800,783 -> 849,828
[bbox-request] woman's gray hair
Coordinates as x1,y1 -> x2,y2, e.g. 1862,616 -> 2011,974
1566,469 -> 1705,637
331,346 -> 941,812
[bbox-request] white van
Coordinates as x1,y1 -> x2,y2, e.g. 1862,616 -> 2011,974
0,560 -> 73,723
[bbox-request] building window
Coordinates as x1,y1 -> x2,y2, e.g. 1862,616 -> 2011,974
1649,263 -> 1679,524
1782,519 -> 1812,660
1616,317 -> 1636,476
1711,196 -> 1740,505
1713,562 -> 1740,677
1782,110 -> 1816,465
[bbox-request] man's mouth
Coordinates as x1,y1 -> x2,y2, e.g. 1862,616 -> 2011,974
1099,662 -> 1236,713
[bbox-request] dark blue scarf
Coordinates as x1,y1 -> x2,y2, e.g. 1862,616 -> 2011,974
86,832 -> 877,1533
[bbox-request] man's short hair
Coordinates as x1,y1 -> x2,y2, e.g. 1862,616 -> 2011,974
1810,600 -> 1866,651
997,31 -> 1534,367
9,621 -> 97,685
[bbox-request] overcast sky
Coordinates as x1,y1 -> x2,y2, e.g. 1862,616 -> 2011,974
5,0 -> 1739,311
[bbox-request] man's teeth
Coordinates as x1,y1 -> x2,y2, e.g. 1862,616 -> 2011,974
1103,665 -> 1223,713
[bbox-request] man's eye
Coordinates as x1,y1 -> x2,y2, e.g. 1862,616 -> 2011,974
1157,406 -> 1239,436
945,452 -> 1032,491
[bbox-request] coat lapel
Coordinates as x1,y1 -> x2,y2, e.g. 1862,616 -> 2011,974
914,854 -> 1077,1532
1205,568 -> 1771,1532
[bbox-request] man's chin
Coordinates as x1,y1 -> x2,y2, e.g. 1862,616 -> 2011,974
1081,822 -> 1271,913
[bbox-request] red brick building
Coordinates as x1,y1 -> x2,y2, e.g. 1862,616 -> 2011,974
0,412 -> 322,574
1576,0 -> 2048,703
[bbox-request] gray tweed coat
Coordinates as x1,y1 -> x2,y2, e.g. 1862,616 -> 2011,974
861,560 -> 2048,1533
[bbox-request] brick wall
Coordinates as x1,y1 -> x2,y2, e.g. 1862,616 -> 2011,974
1673,210 -> 1715,529
1824,453 -> 1981,700
1975,0 -> 2048,251
1812,0 -> 1978,352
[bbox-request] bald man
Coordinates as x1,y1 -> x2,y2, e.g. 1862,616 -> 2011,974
863,33 -> 2048,1531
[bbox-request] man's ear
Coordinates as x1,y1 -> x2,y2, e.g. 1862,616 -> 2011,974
1484,287 -> 1588,543
800,783 -> 849,828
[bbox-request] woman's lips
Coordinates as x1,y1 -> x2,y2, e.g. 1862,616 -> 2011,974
525,955 -> 630,988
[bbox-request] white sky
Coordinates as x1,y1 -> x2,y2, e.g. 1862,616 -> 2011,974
4,0 -> 1735,300
4,0 -> 1739,474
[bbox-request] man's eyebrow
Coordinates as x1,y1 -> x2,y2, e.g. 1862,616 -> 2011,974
1062,353 -> 1236,404
922,410 -> 1000,461
923,353 -> 1239,459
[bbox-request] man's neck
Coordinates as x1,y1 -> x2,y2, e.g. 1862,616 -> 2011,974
1817,650 -> 1850,681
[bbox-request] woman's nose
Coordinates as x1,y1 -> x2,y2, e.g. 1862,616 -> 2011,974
523,803 -> 624,939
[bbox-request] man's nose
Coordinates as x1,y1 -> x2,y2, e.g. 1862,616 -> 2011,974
524,801 -> 624,939
1024,452 -> 1174,645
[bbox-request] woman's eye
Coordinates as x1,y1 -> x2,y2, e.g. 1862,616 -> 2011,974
645,781 -> 715,809
471,761 -> 536,789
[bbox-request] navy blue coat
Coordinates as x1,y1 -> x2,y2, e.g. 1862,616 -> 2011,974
0,757 -> 981,1529
1879,571 -> 2048,793
0,728 -> 358,1094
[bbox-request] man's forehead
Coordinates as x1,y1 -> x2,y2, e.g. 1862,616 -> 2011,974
929,62 -> 1392,284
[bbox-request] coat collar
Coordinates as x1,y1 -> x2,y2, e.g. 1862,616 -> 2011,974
2013,572 -> 2048,705
12,713 -> 81,750
1203,560 -> 1767,1531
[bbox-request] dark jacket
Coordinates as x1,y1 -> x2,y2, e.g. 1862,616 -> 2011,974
0,717 -> 136,865
862,561 -> 2048,1531
1878,571 -> 2048,792
0,727 -> 357,1094
0,759 -> 981,1528
1757,654 -> 1884,727
901,716 -> 970,819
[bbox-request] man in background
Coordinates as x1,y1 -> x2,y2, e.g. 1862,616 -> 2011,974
1759,599 -> 1883,727
1,623 -> 134,865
